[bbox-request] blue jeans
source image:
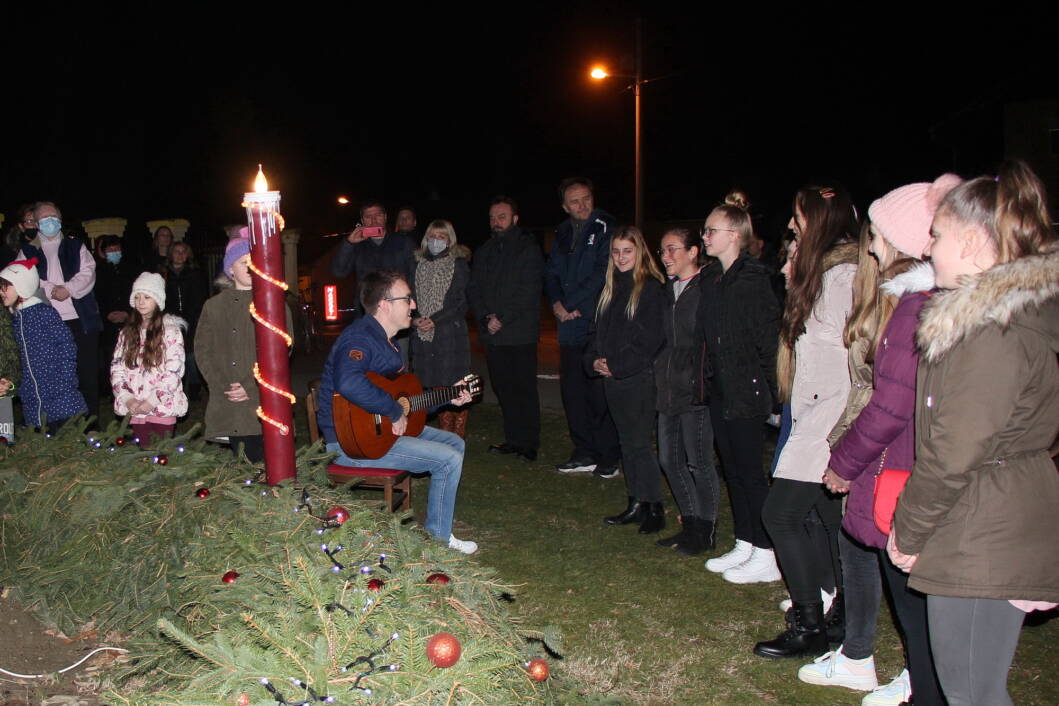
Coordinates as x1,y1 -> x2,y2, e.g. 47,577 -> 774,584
326,425 -> 465,541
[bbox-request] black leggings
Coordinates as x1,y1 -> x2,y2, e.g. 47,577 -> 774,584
762,478 -> 842,603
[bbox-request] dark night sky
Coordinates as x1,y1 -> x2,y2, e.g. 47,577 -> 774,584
4,6 -> 1056,258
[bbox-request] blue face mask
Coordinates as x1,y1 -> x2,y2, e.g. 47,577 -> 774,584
38,217 -> 62,237
105,251 -> 123,265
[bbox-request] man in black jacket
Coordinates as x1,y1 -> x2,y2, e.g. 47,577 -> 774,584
331,201 -> 415,290
469,196 -> 543,461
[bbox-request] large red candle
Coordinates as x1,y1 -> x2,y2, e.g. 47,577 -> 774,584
244,166 -> 296,484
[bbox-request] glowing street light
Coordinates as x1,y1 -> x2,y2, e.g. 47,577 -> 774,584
590,67 -> 609,80
337,196 -> 350,205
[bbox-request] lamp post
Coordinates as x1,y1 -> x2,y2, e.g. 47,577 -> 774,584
591,19 -> 673,229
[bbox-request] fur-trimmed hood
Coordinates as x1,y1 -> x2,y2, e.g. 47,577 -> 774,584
162,313 -> 188,331
414,244 -> 470,262
881,261 -> 935,298
917,249 -> 1059,362
822,240 -> 859,270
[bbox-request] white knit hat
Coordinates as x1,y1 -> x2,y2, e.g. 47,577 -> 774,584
129,272 -> 166,310
0,257 -> 41,299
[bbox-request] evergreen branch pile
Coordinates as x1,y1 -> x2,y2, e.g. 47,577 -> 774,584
0,421 -> 582,704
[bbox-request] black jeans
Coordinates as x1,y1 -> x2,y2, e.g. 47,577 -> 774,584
710,401 -> 771,548
559,343 -> 619,464
658,406 -> 719,521
65,320 -> 99,424
762,478 -> 842,603
485,343 -> 540,452
604,369 -> 662,503
839,530 -> 884,660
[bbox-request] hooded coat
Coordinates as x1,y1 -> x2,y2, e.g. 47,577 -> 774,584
829,263 -> 935,547
12,300 -> 86,425
893,249 -> 1059,602
110,314 -> 189,420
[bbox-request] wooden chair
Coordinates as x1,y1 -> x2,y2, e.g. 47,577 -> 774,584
306,378 -> 412,512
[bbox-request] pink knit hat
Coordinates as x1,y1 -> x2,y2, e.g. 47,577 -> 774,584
867,173 -> 963,258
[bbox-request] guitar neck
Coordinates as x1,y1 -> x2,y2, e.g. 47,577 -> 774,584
406,386 -> 460,413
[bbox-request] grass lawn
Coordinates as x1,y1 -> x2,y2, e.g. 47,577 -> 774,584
163,395 -> 1057,705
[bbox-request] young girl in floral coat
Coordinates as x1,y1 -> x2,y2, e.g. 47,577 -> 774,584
111,272 -> 188,446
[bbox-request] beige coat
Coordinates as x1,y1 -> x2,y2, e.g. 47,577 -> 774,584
894,250 -> 1059,602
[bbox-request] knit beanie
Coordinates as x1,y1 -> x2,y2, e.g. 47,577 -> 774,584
868,173 -> 963,258
129,272 -> 167,310
223,237 -> 252,278
0,258 -> 40,299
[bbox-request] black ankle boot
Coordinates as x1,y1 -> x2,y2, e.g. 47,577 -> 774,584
753,601 -> 829,659
825,591 -> 845,646
676,517 -> 716,556
604,497 -> 645,525
655,516 -> 692,547
637,502 -> 665,534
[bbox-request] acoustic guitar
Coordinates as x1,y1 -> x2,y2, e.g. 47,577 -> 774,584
332,372 -> 481,459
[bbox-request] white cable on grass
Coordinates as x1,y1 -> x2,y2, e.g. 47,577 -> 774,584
0,646 -> 128,679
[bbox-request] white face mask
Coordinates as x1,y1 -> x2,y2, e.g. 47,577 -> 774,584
427,238 -> 448,255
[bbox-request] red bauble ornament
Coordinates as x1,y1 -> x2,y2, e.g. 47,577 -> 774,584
527,658 -> 550,682
114,437 -> 126,446
426,572 -> 450,585
157,455 -> 169,465
195,487 -> 210,499
236,693 -> 251,706
367,578 -> 385,591
221,570 -> 240,584
326,506 -> 350,525
426,632 -> 461,668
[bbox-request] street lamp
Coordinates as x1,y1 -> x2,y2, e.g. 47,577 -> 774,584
336,196 -> 350,205
590,19 -> 673,229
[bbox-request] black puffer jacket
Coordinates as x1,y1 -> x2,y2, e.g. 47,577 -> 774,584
654,272 -> 707,414
468,227 -> 543,346
584,270 -> 665,379
697,256 -> 780,420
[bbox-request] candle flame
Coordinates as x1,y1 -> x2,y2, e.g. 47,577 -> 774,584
254,164 -> 269,193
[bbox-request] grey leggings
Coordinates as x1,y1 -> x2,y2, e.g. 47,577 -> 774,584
927,595 -> 1024,706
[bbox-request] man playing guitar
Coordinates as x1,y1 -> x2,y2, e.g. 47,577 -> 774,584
316,269 -> 477,554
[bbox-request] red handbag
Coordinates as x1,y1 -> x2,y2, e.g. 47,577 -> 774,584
872,449 -> 911,535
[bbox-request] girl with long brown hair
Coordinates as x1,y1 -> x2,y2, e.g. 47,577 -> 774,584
588,226 -> 668,534
754,184 -> 859,659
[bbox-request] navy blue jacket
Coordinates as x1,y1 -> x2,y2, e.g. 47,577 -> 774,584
317,315 -> 405,445
21,236 -> 103,334
544,211 -> 615,345
12,301 -> 87,425
330,233 -> 415,287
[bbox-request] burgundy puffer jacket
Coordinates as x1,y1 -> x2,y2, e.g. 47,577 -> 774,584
829,264 -> 934,547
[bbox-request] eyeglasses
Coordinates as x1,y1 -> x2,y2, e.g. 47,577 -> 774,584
21,218 -> 36,225
384,295 -> 414,304
700,227 -> 737,238
656,246 -> 687,256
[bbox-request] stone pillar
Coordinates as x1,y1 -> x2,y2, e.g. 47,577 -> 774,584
82,217 -> 128,243
146,218 -> 190,242
281,228 -> 300,292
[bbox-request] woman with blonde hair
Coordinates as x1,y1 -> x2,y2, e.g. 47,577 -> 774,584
889,161 -> 1058,705
587,225 -> 667,533
697,202 -> 782,582
410,219 -> 472,437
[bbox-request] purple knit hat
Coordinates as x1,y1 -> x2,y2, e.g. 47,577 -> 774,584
867,173 -> 963,258
223,237 -> 251,278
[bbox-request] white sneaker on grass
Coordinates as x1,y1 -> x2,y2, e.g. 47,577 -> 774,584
447,535 -> 478,555
861,669 -> 911,706
722,547 -> 782,583
705,539 -> 752,573
798,645 -> 878,690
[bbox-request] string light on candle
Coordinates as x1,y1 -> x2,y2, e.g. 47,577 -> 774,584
248,259 -> 290,291
254,363 -> 297,403
249,302 -> 293,347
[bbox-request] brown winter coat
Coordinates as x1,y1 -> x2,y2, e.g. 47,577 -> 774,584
893,249 -> 1059,602
194,287 -> 292,441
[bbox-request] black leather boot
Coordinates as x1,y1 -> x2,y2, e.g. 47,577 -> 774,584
604,497 -> 645,525
676,517 -> 716,556
655,516 -> 692,547
753,601 -> 829,659
637,502 -> 665,534
825,591 -> 845,646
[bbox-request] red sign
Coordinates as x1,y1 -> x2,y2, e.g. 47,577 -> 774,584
324,285 -> 339,321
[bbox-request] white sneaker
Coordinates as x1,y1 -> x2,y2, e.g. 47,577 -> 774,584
705,540 -> 752,573
780,587 -> 837,614
447,535 -> 478,555
861,669 -> 911,706
798,645 -> 878,690
722,547 -> 783,584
